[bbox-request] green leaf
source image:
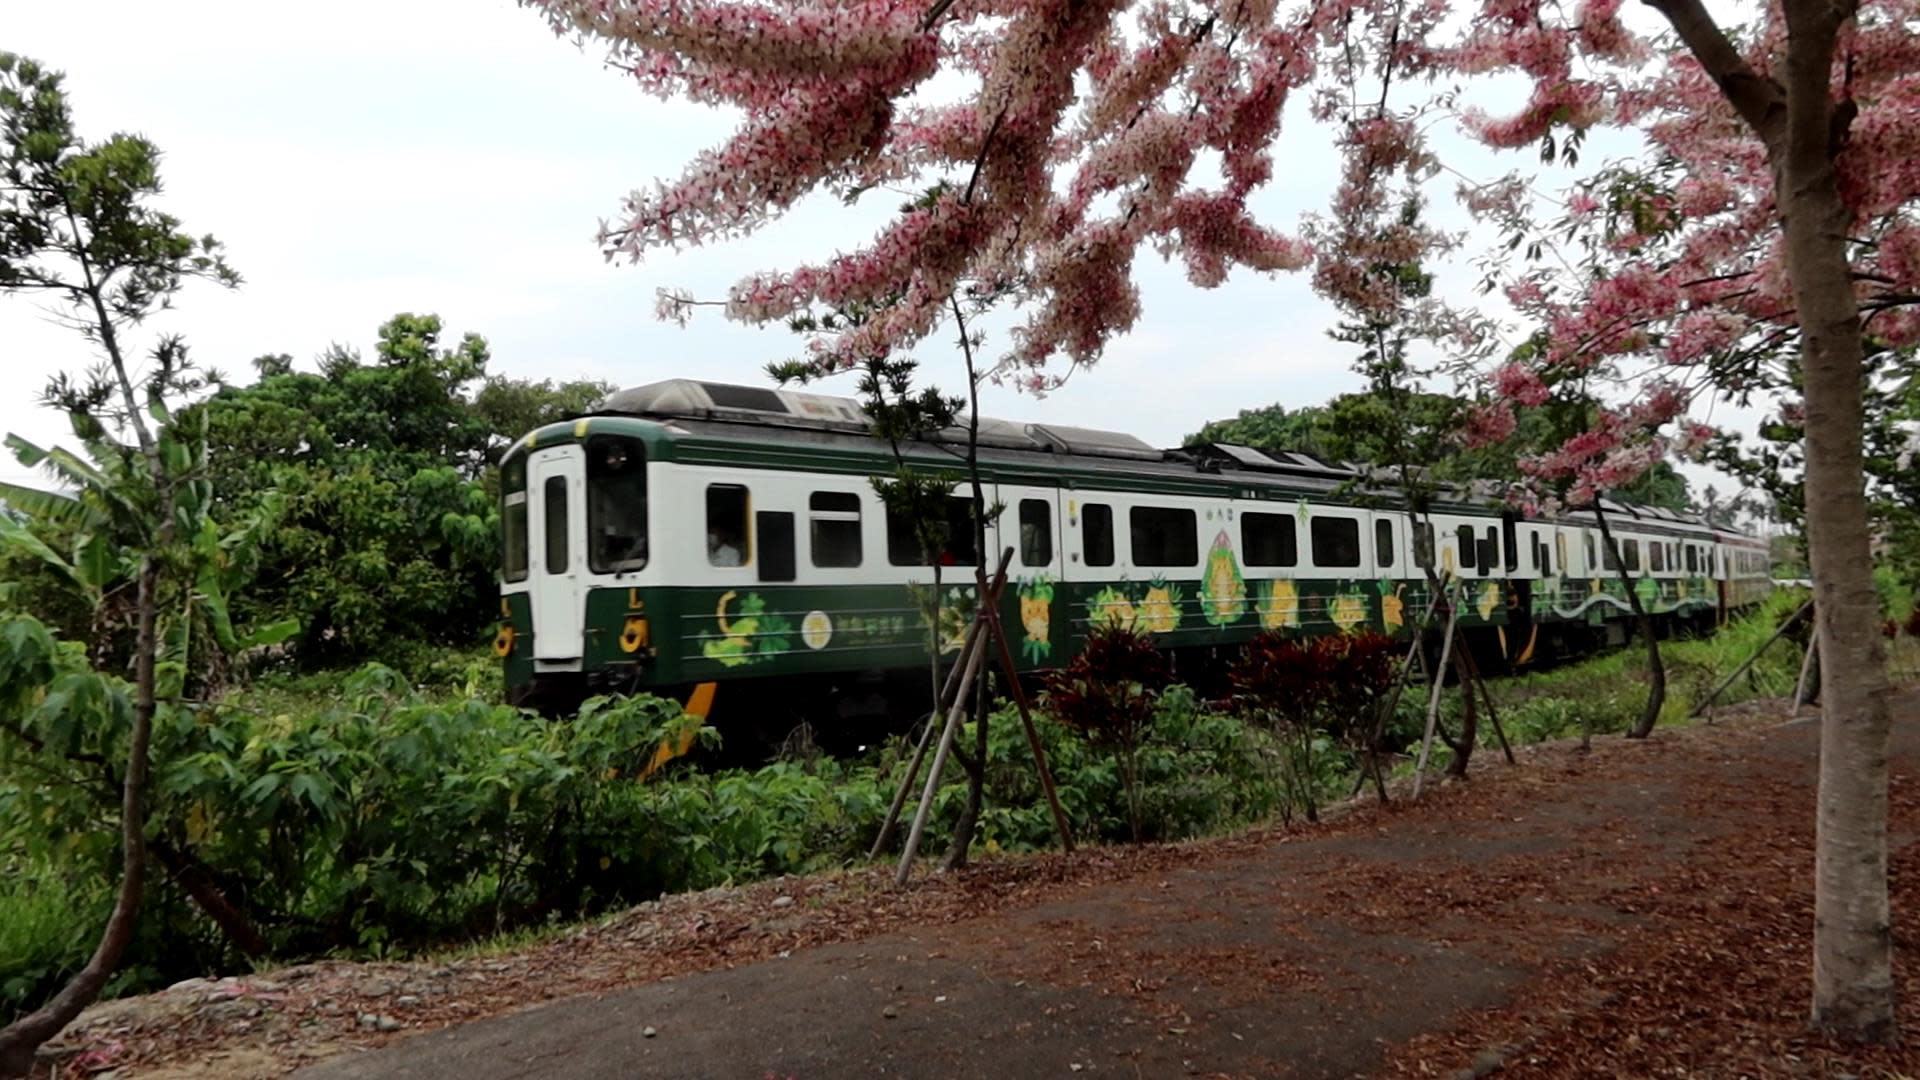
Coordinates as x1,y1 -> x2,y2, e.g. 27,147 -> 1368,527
0,480 -> 90,527
235,618 -> 299,650
73,530 -> 119,592
0,514 -> 88,597
4,436 -> 112,497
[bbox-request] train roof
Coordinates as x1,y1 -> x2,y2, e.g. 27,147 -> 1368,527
590,379 -> 1736,537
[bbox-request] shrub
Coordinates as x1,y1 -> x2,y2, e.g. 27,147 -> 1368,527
1229,631 -> 1399,820
1042,626 -> 1171,841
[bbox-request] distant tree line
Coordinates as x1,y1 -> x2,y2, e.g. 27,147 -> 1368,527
1183,393 -> 1695,513
2,312 -> 611,675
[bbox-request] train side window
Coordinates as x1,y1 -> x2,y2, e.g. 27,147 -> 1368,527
1020,498 -> 1053,567
1130,506 -> 1198,567
706,485 -> 750,567
543,476 -> 569,575
1082,503 -> 1115,566
1456,524 -> 1477,570
1650,542 -> 1665,573
1556,532 -> 1568,575
756,511 -> 796,582
944,497 -> 980,565
885,496 -> 978,566
1685,545 -> 1698,573
1375,520 -> 1394,569
1311,517 -> 1362,568
1477,527 -> 1498,575
1602,536 -> 1619,571
1412,521 -> 1435,569
1502,517 -> 1519,571
1623,539 -> 1641,572
1243,512 -> 1298,567
808,491 -> 862,568
1586,533 -> 1597,570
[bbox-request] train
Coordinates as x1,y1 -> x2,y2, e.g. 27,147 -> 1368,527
494,378 -> 1771,739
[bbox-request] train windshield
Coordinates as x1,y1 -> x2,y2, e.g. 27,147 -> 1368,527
502,454 -> 528,583
587,435 -> 649,573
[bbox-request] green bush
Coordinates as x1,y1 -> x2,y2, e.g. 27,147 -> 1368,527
0,860 -> 107,1021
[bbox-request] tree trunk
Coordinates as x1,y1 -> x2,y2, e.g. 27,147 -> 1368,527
1594,505 -> 1665,738
943,299 -> 993,872
151,839 -> 269,960
1773,12 -> 1895,1037
0,556 -> 157,1079
940,665 -> 991,871
1444,644 -> 1478,778
1644,0 -> 1895,1040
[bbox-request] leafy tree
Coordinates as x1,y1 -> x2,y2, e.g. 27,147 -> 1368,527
1184,401 -> 1346,461
1187,389 -> 1690,513
189,316 -> 610,670
0,52 -> 283,1075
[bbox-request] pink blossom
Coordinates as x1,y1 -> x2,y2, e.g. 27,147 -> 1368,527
1493,362 -> 1551,406
1463,402 -> 1518,448
523,0 -> 1920,392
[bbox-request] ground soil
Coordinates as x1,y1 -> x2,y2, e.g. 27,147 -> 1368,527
38,688 -> 1920,1079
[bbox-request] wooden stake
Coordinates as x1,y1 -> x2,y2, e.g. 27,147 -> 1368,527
895,627 -> 988,885
977,579 -> 1075,852
869,593 -> 989,858
1412,590 -> 1460,799
1460,647 -> 1516,765
1688,599 -> 1812,718
1792,621 -> 1820,714
1351,584 -> 1447,800
870,709 -> 940,859
1377,585 -> 1447,737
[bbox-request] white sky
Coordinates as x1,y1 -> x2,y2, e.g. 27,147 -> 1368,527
0,0 -> 1764,502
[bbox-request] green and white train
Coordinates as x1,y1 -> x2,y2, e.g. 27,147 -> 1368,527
495,379 -> 1771,733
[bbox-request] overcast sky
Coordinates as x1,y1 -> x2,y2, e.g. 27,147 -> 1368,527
1,0 -> 1765,500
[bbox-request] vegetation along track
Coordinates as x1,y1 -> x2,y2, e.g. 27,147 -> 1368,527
29,688 -> 1920,1079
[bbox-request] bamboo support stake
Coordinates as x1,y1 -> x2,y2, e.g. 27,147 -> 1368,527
1792,622 -> 1820,714
1689,599 -> 1813,718
1412,592 -> 1461,799
1378,585 -> 1448,733
1350,584 -> 1447,800
1461,648 -> 1516,765
869,709 -> 941,859
873,552 -> 1013,860
869,598 -> 990,858
895,627 -> 988,885
979,587 -> 1075,852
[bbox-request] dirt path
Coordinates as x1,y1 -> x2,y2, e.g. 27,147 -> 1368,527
50,691 -> 1920,1078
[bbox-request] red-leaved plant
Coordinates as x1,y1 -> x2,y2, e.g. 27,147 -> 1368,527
1230,631 -> 1401,822
1043,626 -> 1170,843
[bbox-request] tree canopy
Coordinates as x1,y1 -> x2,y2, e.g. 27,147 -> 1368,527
185,314 -> 612,670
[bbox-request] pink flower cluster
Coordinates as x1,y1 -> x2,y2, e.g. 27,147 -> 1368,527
524,0 -> 1920,403
1493,361 -> 1550,406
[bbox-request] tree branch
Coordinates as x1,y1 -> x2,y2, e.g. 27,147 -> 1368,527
1640,0 -> 1786,141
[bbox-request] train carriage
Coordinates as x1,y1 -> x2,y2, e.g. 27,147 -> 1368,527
496,379 -> 1771,733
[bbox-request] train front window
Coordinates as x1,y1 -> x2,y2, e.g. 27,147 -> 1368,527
502,455 -> 528,583
587,436 -> 649,573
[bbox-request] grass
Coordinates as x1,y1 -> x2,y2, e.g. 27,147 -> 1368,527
1481,589 -> 1817,750
0,860 -> 107,1015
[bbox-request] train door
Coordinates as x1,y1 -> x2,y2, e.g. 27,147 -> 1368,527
1008,488 -> 1061,575
528,448 -> 587,660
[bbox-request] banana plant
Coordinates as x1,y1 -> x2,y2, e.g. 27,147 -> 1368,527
1,411 -> 297,682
